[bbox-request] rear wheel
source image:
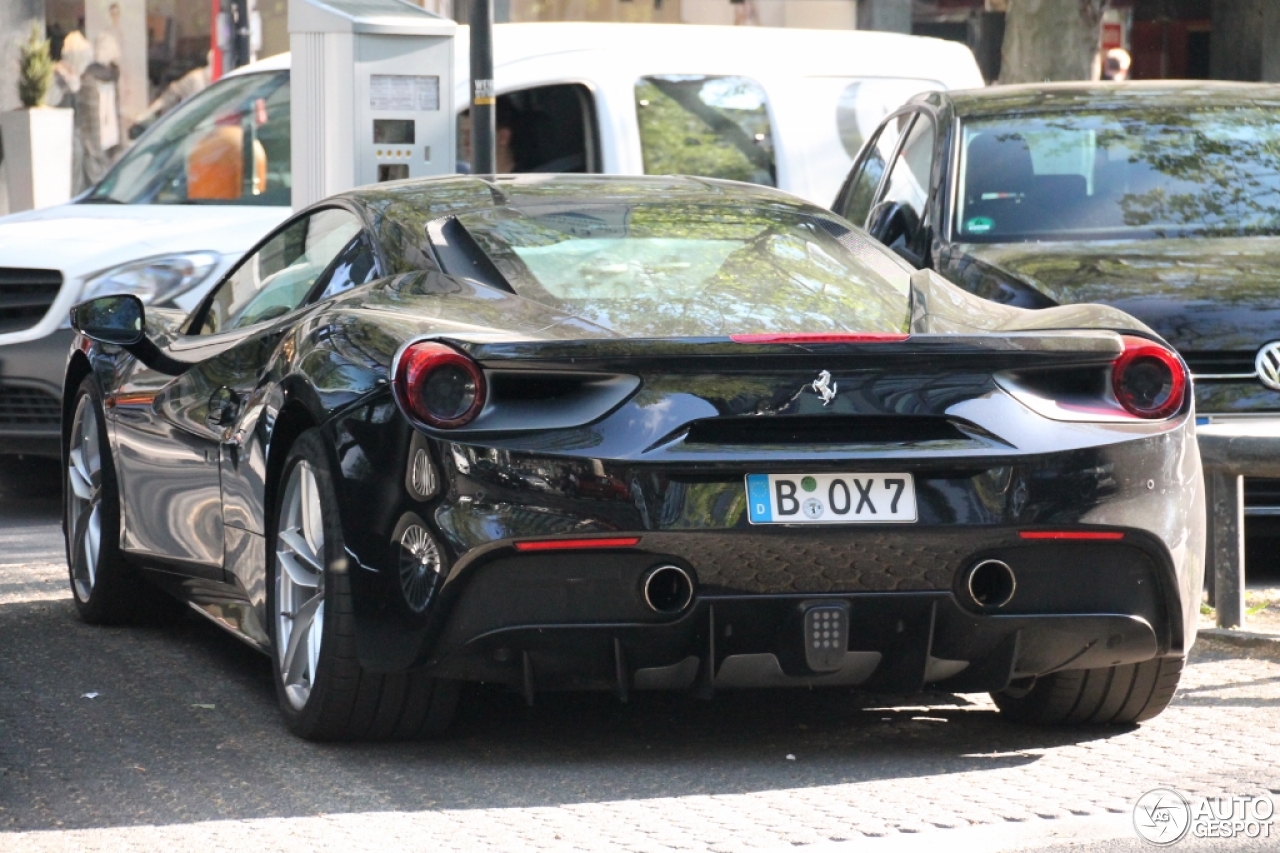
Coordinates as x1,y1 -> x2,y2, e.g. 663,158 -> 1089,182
65,379 -> 148,624
268,429 -> 459,740
992,656 -> 1183,726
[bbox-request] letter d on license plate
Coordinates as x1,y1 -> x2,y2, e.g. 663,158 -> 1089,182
745,473 -> 917,524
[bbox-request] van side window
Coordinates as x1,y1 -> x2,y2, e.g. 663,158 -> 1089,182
635,75 -> 776,187
458,84 -> 600,173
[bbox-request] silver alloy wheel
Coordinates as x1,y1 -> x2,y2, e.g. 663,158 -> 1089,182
275,461 -> 326,711
67,395 -> 103,603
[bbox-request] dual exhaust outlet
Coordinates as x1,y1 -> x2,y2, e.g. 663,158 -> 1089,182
640,560 -> 1014,615
964,558 -> 1017,610
642,565 -> 694,614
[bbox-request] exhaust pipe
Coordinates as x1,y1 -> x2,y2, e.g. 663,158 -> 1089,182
965,559 -> 1017,610
642,565 -> 694,614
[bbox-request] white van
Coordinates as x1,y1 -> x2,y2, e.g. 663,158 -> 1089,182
0,22 -> 981,457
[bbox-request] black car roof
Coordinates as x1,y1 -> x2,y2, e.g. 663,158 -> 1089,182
937,80 -> 1280,119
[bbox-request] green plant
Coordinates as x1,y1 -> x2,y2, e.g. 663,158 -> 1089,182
17,23 -> 54,108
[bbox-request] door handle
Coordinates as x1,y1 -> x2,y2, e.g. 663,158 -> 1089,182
207,387 -> 241,426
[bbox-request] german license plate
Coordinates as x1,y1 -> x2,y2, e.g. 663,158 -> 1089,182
745,473 -> 917,524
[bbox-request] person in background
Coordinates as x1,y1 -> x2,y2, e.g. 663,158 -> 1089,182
44,31 -> 94,192
457,101 -> 524,173
1103,48 -> 1131,82
46,30 -> 91,108
130,54 -> 212,139
78,33 -> 123,186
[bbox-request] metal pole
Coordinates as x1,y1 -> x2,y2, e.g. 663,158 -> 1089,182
1206,469 -> 1246,629
469,0 -> 496,175
232,0 -> 252,70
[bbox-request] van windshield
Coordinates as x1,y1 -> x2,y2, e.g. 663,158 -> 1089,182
86,71 -> 290,206
956,107 -> 1280,242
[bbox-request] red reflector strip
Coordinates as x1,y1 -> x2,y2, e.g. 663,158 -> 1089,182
730,333 -> 910,344
514,537 -> 641,552
1019,531 -> 1125,541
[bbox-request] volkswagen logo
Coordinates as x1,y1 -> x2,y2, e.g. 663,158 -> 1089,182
1256,342 -> 1280,391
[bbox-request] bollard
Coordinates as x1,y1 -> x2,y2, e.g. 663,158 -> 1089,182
1205,469 -> 1245,629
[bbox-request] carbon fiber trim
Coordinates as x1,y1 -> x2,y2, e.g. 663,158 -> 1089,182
639,529 -> 1007,594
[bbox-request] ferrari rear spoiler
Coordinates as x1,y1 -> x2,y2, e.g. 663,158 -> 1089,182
455,331 -> 1126,373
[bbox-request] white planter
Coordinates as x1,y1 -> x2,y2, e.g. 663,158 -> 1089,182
0,107 -> 74,212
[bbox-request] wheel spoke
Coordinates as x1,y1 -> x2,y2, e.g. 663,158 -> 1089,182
85,504 -> 101,590
82,407 -> 100,478
300,469 -> 324,556
278,529 -> 323,575
68,448 -> 93,500
281,591 -> 323,685
308,600 -> 324,684
277,548 -> 320,589
69,500 -> 95,599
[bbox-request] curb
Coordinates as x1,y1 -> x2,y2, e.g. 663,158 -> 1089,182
1198,627 -> 1280,658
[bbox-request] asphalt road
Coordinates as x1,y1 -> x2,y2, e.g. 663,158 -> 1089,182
1,460 -> 1278,852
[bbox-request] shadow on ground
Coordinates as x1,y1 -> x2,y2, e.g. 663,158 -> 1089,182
0,457 -> 1259,833
0,590 -> 1124,833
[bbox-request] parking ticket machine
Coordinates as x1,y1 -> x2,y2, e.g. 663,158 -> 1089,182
289,0 -> 457,209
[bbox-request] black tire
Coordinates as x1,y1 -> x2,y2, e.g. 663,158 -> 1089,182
992,656 -> 1183,726
267,428 -> 459,741
64,378 -> 152,624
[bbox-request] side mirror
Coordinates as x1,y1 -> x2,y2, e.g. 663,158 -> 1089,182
69,295 -> 190,376
70,295 -> 145,346
866,200 -> 925,267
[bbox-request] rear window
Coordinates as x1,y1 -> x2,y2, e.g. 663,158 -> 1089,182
451,203 -> 911,337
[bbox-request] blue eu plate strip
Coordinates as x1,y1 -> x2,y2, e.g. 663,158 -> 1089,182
746,474 -> 772,523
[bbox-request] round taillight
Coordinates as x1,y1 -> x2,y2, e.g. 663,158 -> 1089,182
1112,335 -> 1186,419
394,341 -> 486,429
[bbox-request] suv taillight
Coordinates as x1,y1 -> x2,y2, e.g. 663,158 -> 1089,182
394,341 -> 487,429
1112,335 -> 1187,419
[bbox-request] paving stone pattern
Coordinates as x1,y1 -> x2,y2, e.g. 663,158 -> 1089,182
0,559 -> 1277,852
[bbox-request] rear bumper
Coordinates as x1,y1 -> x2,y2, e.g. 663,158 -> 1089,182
0,329 -> 74,457
355,530 -> 1184,693
328,401 -> 1203,690
424,593 -> 1161,696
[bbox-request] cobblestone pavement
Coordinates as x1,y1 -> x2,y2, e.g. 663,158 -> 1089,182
1,555 -> 1278,853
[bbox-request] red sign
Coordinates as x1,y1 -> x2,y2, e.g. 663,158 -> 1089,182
1102,22 -> 1124,51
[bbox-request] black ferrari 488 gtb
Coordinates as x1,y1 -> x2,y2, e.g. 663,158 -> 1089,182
64,175 -> 1203,739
